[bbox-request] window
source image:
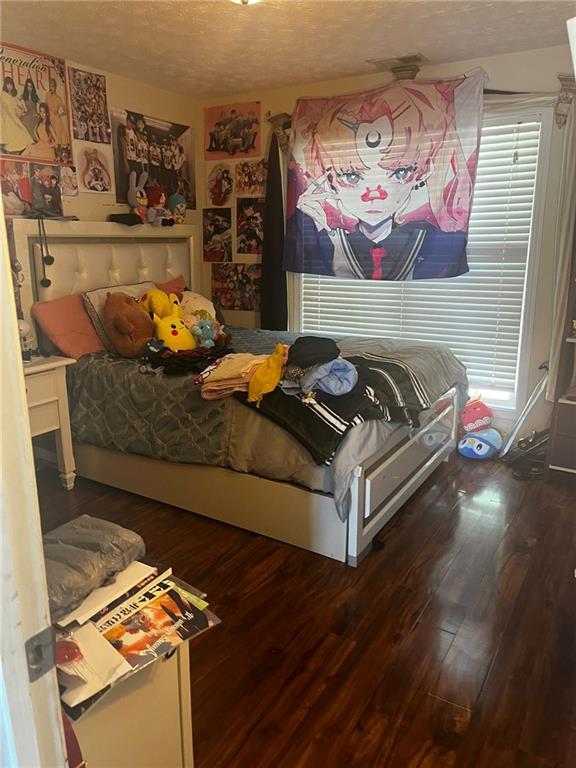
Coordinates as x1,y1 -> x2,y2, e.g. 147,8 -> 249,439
294,108 -> 551,409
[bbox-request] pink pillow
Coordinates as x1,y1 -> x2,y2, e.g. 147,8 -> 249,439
155,274 -> 187,295
31,294 -> 105,358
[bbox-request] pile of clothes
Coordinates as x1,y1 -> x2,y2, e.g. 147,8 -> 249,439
198,337 -> 358,406
197,336 -> 434,465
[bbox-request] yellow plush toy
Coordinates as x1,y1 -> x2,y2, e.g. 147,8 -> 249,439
140,289 -> 183,319
153,303 -> 196,351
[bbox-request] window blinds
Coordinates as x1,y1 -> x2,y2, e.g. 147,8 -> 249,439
300,115 -> 542,402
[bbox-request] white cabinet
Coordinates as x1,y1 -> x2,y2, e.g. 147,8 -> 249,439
74,646 -> 194,767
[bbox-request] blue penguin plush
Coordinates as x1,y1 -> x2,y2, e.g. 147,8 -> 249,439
458,427 -> 503,459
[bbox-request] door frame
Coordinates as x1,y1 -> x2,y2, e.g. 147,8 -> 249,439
1,214 -> 66,767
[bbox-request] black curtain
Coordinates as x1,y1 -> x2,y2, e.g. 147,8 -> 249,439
260,132 -> 287,330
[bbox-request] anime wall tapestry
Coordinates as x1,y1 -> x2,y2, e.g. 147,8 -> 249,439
283,72 -> 486,281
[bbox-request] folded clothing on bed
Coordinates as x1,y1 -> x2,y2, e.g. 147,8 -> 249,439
43,515 -> 145,621
201,353 -> 269,400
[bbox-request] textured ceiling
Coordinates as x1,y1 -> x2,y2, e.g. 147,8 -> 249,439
1,0 -> 573,97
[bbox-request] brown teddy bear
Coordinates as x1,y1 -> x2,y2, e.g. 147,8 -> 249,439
102,291 -> 154,358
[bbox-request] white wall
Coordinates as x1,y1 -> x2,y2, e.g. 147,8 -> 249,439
199,44 -> 573,433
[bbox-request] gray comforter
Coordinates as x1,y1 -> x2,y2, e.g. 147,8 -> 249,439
68,327 -> 467,518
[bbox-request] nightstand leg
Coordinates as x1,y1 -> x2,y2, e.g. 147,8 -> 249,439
59,469 -> 76,491
55,370 -> 76,490
55,432 -> 76,490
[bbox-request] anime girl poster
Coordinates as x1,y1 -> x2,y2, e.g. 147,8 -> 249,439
75,140 -> 114,193
237,197 -> 264,255
283,72 -> 486,281
211,263 -> 261,312
207,162 -> 233,206
203,208 -> 232,262
235,158 -> 267,197
0,43 -> 72,165
110,107 -> 196,208
68,67 -> 111,144
204,101 -> 260,160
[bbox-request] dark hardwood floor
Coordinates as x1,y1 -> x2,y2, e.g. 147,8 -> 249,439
37,456 -> 576,768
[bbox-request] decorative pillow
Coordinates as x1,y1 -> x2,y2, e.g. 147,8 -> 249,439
31,294 -> 105,359
155,274 -> 187,295
180,290 -> 218,323
83,281 -> 155,351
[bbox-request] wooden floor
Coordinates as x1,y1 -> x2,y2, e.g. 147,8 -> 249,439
38,455 -> 576,768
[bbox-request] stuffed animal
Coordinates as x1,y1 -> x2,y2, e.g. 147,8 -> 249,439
102,291 -> 154,358
146,185 -> 174,228
127,171 -> 149,223
183,307 -> 214,331
153,304 -> 196,352
140,289 -> 182,319
167,192 -> 187,224
192,318 -> 217,348
458,427 -> 503,460
460,398 -> 494,433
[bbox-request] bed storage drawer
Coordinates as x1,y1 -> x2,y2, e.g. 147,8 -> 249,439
364,401 -> 454,520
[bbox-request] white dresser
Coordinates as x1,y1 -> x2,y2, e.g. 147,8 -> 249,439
23,355 -> 77,489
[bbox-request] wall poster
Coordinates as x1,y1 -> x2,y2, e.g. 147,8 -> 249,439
211,262 -> 261,312
207,162 -> 233,206
283,73 -> 486,280
204,101 -> 260,160
236,197 -> 264,255
203,207 -> 232,262
68,66 -> 111,144
235,158 -> 267,197
111,107 -> 196,209
0,42 -> 72,165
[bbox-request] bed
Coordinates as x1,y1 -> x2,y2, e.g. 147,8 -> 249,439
15,219 -> 466,566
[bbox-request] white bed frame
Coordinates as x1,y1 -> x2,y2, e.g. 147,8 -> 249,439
15,219 -> 458,566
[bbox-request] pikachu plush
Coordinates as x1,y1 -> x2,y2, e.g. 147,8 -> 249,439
152,297 -> 196,352
140,289 -> 183,319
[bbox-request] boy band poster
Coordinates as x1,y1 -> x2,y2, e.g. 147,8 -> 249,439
111,107 -> 196,209
204,101 -> 260,160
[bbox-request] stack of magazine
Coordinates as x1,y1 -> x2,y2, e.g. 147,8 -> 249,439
55,560 -> 220,720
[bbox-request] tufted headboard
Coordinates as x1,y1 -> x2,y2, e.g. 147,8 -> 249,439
12,219 -> 199,348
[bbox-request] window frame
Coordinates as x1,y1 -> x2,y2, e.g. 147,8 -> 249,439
287,103 -> 554,415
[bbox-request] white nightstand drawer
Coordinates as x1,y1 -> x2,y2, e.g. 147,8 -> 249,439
25,371 -> 57,407
28,401 -> 60,437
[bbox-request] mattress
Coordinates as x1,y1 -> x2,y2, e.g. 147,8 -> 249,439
67,327 -> 467,518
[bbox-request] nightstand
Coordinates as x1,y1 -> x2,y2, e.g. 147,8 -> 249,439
23,356 -> 77,490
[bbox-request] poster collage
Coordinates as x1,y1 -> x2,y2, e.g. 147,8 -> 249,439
0,42 -> 196,219
204,101 -> 264,312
